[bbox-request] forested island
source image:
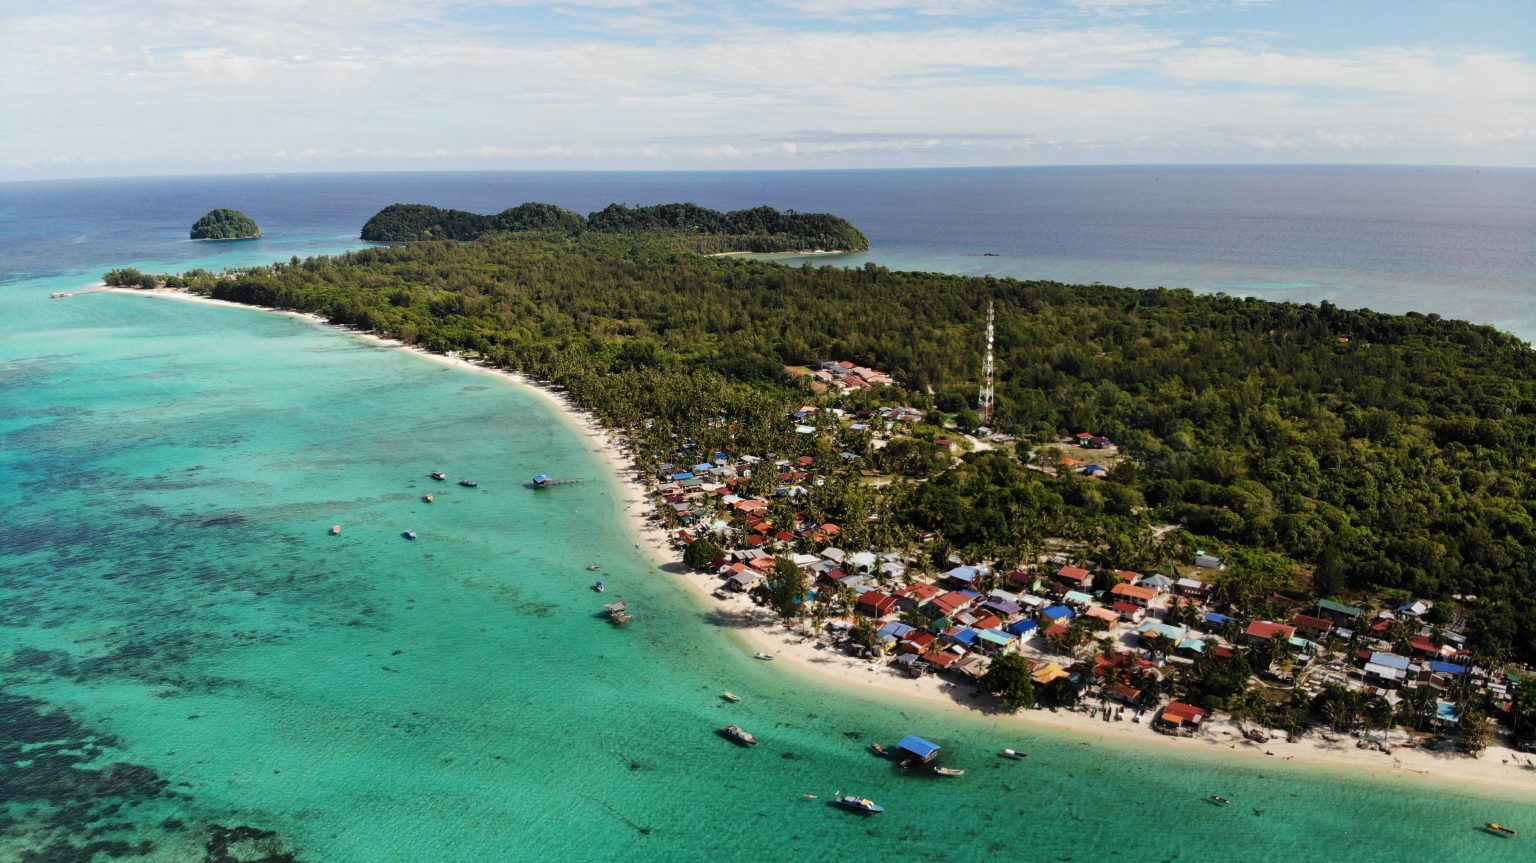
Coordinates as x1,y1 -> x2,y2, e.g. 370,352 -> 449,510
189,208 -> 261,240
359,201 -> 869,253
119,226 -> 1536,667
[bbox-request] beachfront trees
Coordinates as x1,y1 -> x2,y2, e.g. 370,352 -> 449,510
850,617 -> 881,651
982,652 -> 1035,712
103,268 -> 158,289
1455,706 -> 1493,755
763,557 -> 809,620
683,536 -> 723,570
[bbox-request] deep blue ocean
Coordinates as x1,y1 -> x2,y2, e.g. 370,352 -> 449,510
3,166 -> 1533,340
2,168 -> 1533,862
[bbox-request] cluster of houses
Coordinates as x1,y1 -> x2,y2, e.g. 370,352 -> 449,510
802,359 -> 896,392
644,411 -> 1516,746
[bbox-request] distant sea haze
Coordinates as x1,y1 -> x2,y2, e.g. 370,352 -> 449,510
2,165 -> 1533,342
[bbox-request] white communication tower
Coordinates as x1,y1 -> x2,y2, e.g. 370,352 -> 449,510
979,300 -> 995,424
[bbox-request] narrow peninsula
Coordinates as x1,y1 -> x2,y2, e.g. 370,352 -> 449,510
190,208 -> 261,240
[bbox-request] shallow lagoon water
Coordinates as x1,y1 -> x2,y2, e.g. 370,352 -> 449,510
2,171 -> 1534,860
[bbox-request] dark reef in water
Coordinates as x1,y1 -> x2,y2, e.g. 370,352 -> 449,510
0,693 -> 305,861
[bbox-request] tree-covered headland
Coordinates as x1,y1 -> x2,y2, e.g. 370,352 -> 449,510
359,201 -> 869,253
122,216 -> 1536,663
190,208 -> 261,240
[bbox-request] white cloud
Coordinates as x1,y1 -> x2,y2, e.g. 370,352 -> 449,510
0,0 -> 1529,177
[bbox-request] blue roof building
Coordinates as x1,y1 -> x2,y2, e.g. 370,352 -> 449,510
1005,619 -> 1038,636
1042,604 -> 1075,621
896,735 -> 942,763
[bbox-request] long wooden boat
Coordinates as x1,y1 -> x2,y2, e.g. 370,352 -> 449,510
933,766 -> 965,777
1483,822 -> 1517,837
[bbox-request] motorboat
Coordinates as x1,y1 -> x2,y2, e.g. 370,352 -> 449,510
868,743 -> 888,757
402,530 -> 417,540
430,471 -> 447,481
1208,795 -> 1230,806
592,581 -> 605,592
458,479 -> 478,488
1000,749 -> 1028,760
329,525 -> 341,536
718,725 -> 758,746
932,766 -> 965,777
422,494 -> 434,503
831,794 -> 883,815
587,564 -> 602,571
753,652 -> 775,661
722,691 -> 741,702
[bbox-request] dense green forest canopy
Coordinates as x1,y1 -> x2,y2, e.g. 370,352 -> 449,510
359,201 -> 869,253
189,208 -> 261,240
133,229 -> 1536,662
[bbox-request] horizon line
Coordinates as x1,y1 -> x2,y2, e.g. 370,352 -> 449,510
5,162 -> 1534,186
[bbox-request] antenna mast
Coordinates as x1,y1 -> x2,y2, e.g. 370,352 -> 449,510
979,300 -> 995,425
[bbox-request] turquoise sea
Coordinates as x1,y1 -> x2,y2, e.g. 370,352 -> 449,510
3,172 -> 1534,861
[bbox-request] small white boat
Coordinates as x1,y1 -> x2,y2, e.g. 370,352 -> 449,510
831,794 -> 883,815
429,471 -> 446,481
329,525 -> 341,536
933,766 -> 965,777
753,652 -> 775,661
719,724 -> 758,746
1207,795 -> 1230,806
722,691 -> 741,702
586,564 -> 602,571
422,494 -> 434,503
1000,749 -> 1028,760
402,530 -> 417,540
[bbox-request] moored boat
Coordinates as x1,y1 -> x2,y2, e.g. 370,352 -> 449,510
429,471 -> 446,481
532,474 -> 552,489
831,794 -> 883,815
719,724 -> 758,746
753,652 -> 775,661
329,524 -> 341,536
933,766 -> 965,777
458,479 -> 478,488
1483,822 -> 1517,837
722,691 -> 741,702
587,564 -> 601,571
1000,748 -> 1027,760
422,494 -> 434,503
869,742 -> 888,757
592,581 -> 605,592
402,530 -> 417,540
1207,795 -> 1230,806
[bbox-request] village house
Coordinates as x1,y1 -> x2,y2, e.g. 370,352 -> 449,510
1110,582 -> 1157,608
1292,613 -> 1334,641
1242,620 -> 1297,645
1052,565 -> 1093,595
1154,701 -> 1209,735
857,591 -> 898,618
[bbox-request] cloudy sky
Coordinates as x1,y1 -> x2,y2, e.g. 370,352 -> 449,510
3,0 -> 1532,178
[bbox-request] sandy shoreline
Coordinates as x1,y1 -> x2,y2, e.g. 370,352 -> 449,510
103,286 -> 1536,796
